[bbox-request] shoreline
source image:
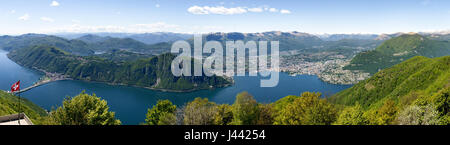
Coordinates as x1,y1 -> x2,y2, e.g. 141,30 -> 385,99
282,70 -> 364,85
8,56 -> 234,93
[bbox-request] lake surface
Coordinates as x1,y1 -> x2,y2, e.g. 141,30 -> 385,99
0,50 -> 351,124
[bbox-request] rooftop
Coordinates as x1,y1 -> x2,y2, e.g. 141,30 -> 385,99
0,113 -> 33,125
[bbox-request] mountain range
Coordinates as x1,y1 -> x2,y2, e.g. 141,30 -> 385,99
0,34 -> 94,56
1,31 -> 448,60
56,32 -> 193,45
316,34 -> 379,41
0,32 -> 384,57
0,34 -> 173,55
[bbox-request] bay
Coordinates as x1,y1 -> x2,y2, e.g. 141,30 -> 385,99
0,50 -> 351,124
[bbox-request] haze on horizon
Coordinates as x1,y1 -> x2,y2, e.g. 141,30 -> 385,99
0,0 -> 449,35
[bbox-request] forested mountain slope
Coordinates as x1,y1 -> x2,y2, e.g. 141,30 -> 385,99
8,45 -> 231,92
331,55 -> 450,109
344,34 -> 450,74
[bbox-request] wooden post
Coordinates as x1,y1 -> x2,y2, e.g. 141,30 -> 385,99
18,80 -> 21,125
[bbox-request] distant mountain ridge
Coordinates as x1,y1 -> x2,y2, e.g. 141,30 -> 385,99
0,32 -> 384,60
317,34 -> 379,41
0,34 -> 94,56
197,31 -> 382,56
127,32 -> 193,44
56,32 -> 193,44
1,31 -> 400,57
75,34 -> 112,43
0,34 -> 171,55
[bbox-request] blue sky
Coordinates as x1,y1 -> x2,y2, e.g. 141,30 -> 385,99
0,0 -> 449,35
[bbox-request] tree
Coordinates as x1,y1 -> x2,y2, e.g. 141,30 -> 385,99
272,95 -> 298,125
231,92 -> 259,125
335,103 -> 367,125
365,99 -> 398,125
377,99 -> 398,125
275,92 -> 337,125
50,91 -> 121,125
397,105 -> 439,125
146,100 -> 176,125
214,104 -> 233,125
184,98 -> 217,125
157,112 -> 177,125
256,104 -> 274,125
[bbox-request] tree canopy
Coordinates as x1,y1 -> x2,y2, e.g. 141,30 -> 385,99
49,91 -> 121,125
145,100 -> 177,125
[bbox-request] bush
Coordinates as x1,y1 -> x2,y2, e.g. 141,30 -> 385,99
397,105 -> 439,125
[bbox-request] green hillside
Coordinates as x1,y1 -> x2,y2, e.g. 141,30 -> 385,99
331,55 -> 450,109
7,45 -> 231,92
344,34 -> 450,74
0,91 -> 47,124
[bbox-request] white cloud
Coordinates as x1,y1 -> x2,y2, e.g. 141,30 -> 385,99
41,17 -> 54,22
269,8 -> 278,13
248,8 -> 263,13
208,6 -> 247,15
18,14 -> 30,21
187,5 -> 292,15
280,9 -> 291,14
188,6 -> 247,15
9,10 -> 16,14
50,1 -> 60,7
188,6 -> 209,15
155,4 -> 160,8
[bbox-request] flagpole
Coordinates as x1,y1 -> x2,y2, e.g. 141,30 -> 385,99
18,80 -> 21,125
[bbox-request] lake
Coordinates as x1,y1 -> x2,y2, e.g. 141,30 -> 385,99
0,50 -> 351,124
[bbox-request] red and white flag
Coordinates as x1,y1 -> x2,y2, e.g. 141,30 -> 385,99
11,81 -> 20,92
